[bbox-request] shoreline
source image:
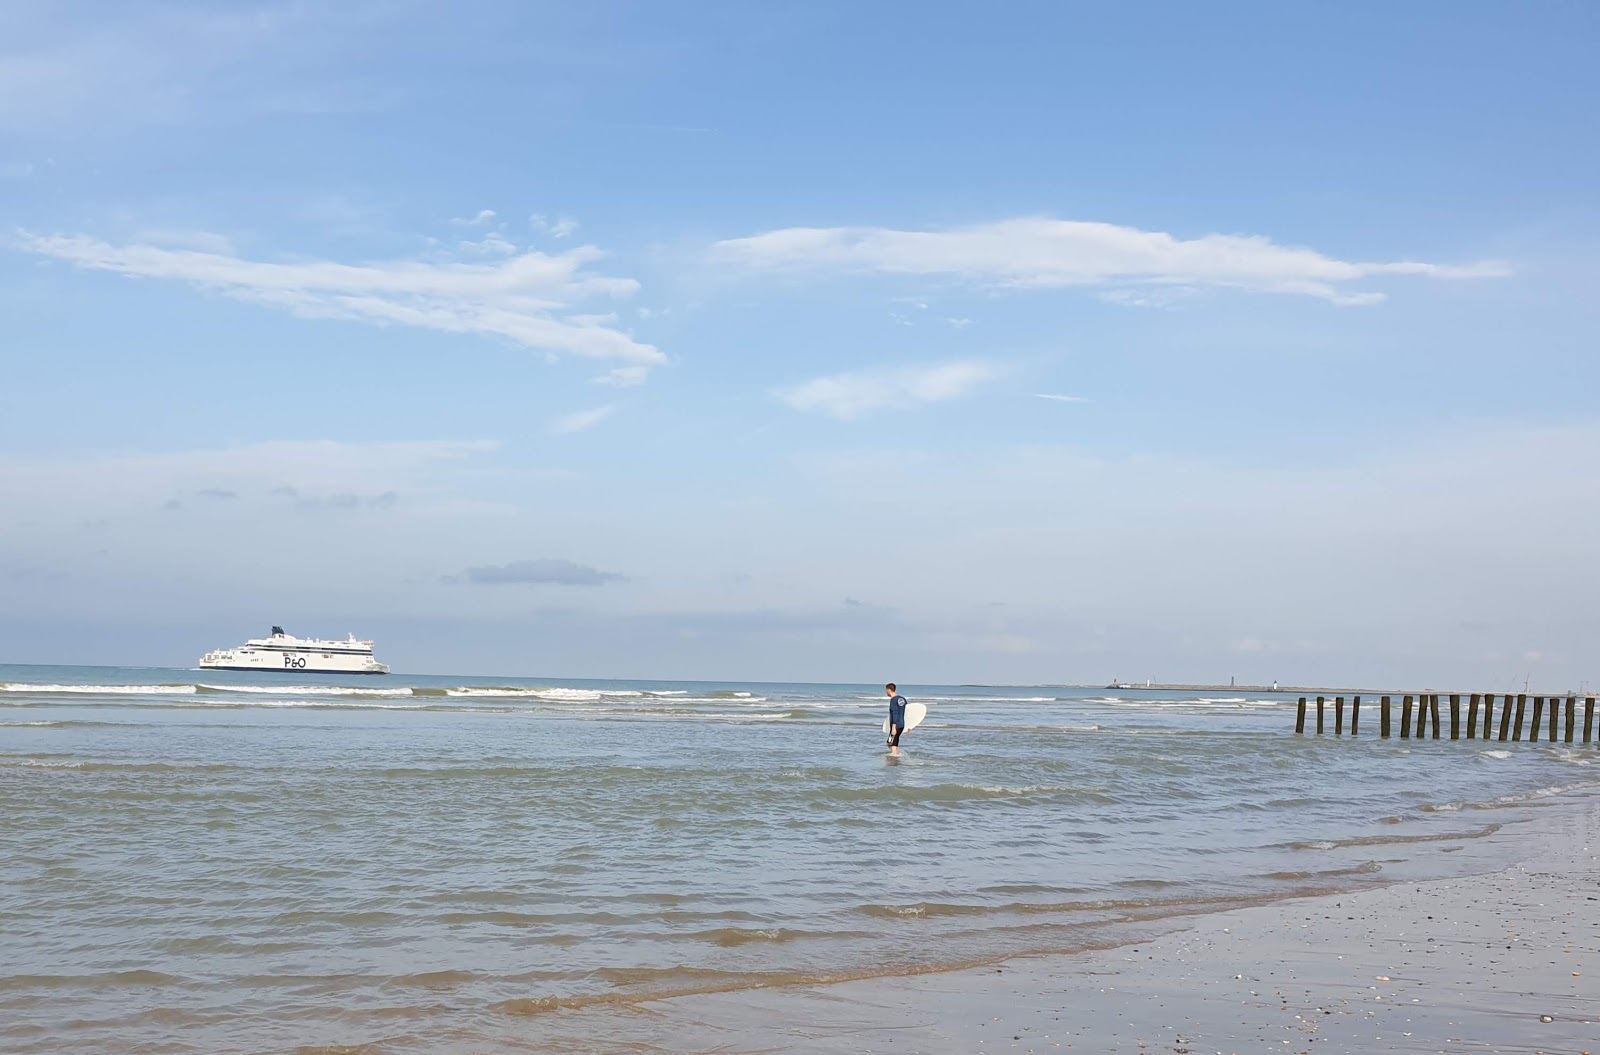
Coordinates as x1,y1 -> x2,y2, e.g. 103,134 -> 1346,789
523,795 -> 1600,1054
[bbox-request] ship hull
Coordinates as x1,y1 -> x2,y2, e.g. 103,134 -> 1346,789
198,649 -> 389,675
198,664 -> 390,675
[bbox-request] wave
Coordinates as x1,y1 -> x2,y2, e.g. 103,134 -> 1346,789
0,719 -> 124,728
0,682 -> 414,699
1288,823 -> 1502,850
0,683 -> 196,695
435,686 -> 660,701
1257,861 -> 1382,881
197,684 -> 415,697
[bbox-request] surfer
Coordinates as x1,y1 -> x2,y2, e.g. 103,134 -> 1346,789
885,683 -> 907,748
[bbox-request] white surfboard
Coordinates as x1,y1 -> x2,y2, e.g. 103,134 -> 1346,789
883,701 -> 928,734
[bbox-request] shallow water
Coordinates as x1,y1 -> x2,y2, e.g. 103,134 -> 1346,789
2,665 -> 1595,1053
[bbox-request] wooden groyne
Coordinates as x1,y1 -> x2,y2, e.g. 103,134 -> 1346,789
1295,694 -> 1597,743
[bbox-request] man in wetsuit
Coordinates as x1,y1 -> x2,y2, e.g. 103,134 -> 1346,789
885,682 -> 907,748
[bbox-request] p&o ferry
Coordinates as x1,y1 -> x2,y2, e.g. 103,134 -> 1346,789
199,627 -> 390,674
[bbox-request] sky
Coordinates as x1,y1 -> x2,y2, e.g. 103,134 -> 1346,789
2,0 -> 1598,687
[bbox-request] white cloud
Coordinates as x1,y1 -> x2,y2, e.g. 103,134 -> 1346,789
531,213 -> 579,239
16,231 -> 665,368
452,209 -> 497,227
551,404 -> 616,434
714,216 -> 1509,305
132,228 -> 239,255
594,365 -> 650,387
1034,393 -> 1088,403
778,361 -> 1003,421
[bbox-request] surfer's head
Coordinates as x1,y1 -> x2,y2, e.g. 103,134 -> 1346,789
885,683 -> 896,694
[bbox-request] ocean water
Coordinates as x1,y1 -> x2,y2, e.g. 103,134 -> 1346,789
2,664 -> 1596,1054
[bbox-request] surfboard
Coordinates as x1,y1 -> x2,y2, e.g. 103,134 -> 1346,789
883,701 -> 928,734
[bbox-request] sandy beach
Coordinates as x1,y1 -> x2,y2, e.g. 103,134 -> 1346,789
534,798 -> 1599,1055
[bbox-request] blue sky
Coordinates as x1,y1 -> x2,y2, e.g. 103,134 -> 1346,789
3,0 -> 1598,687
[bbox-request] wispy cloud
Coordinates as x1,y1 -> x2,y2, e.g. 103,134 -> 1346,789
778,361 -> 1003,421
1034,393 -> 1089,403
0,439 -> 498,524
594,365 -> 650,388
550,404 -> 616,434
530,213 -> 579,239
460,558 -> 624,587
714,216 -> 1509,305
0,3 -> 330,133
16,231 -> 664,368
452,209 -> 497,227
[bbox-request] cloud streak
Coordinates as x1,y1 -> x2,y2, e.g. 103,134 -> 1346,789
778,360 -> 1002,420
16,231 -> 664,367
0,439 -> 498,524
550,405 -> 616,434
714,216 -> 1509,305
461,558 -> 624,587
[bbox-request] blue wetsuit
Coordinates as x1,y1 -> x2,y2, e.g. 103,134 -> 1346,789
887,694 -> 907,744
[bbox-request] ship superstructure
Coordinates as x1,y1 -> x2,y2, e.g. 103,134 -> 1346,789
199,627 -> 390,674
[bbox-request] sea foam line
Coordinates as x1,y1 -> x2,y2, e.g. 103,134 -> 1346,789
0,683 -> 197,695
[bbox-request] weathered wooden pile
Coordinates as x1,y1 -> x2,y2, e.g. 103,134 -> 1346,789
1295,693 -> 1597,743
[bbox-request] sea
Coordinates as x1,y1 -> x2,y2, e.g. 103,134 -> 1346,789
3,663 -> 1597,1054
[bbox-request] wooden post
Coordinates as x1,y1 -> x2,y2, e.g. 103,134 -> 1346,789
1500,694 -> 1514,741
1448,694 -> 1460,739
1512,694 -> 1526,741
1351,695 -> 1361,736
1565,696 -> 1576,744
1586,697 -> 1595,745
1416,694 -> 1429,738
1531,696 -> 1544,743
1401,695 -> 1413,739
1483,694 -> 1495,739
1467,693 -> 1479,739
1380,695 -> 1391,737
1316,696 -> 1325,735
1550,696 -> 1559,742
1296,696 -> 1306,734
1335,696 -> 1344,735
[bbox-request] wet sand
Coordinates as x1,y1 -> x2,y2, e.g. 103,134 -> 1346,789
543,802 -> 1599,1054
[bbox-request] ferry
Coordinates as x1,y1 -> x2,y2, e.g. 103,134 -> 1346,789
199,627 -> 390,674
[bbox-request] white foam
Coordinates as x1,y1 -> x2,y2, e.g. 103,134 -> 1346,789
1481,749 -> 1512,760
237,699 -> 429,710
962,783 -> 1061,795
0,683 -> 197,695
532,688 -> 603,701
445,688 -> 540,698
199,684 -> 414,697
